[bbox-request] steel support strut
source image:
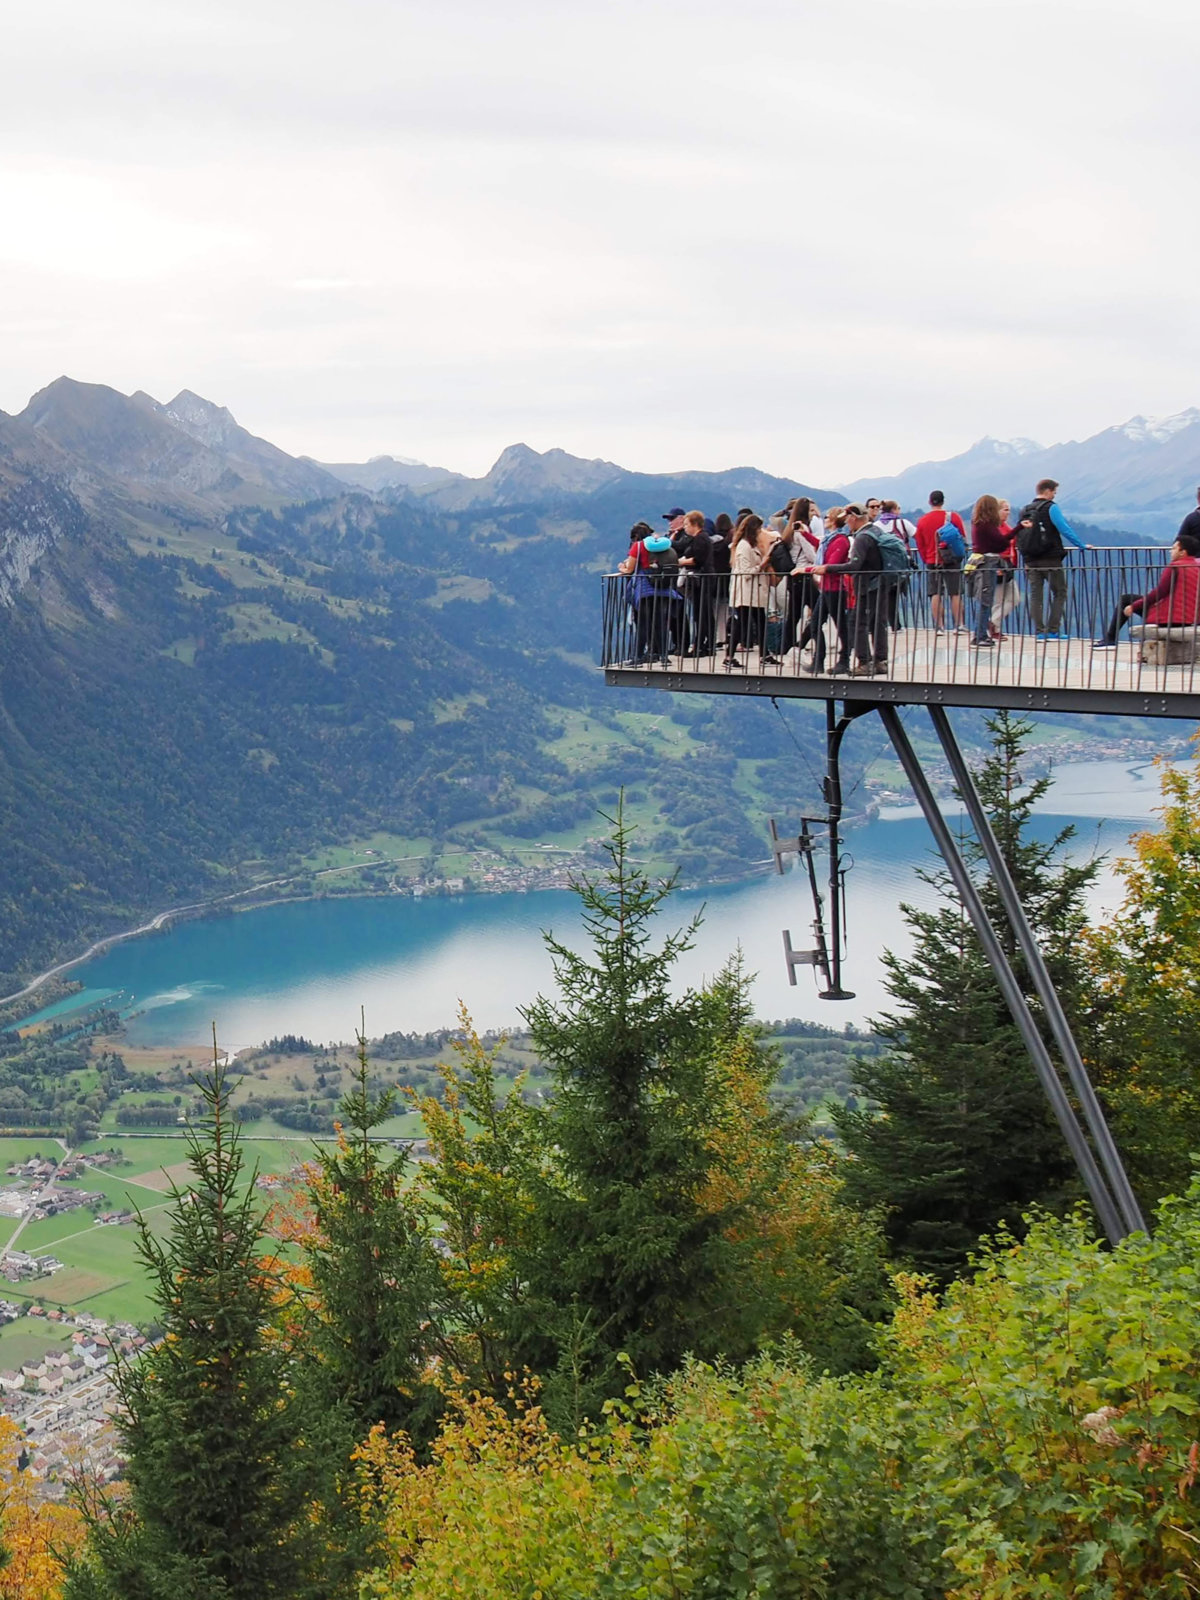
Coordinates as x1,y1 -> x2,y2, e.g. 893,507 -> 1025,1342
822,701 -> 862,1000
928,706 -> 1146,1236
875,705 -> 1128,1245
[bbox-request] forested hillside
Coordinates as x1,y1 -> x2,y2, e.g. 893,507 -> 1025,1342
0,379 -> 1167,994
0,384 -> 848,991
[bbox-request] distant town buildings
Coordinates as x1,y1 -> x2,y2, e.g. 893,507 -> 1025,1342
0,1308 -> 150,1496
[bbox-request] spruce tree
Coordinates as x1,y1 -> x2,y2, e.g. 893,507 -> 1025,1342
517,805 -> 738,1421
293,1033 -> 444,1587
833,712 -> 1097,1281
298,1031 -> 443,1448
64,1046 -> 324,1600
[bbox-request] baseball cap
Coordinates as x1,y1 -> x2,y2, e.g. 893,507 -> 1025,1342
662,507 -> 686,520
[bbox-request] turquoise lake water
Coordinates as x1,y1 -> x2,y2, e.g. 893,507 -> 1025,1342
16,759 -> 1176,1050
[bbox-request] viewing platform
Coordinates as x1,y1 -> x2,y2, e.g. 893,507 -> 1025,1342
601,549 -> 1200,720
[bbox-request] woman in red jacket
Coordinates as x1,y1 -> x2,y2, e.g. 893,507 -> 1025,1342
801,510 -> 852,674
1093,533 -> 1200,647
968,494 -> 1013,648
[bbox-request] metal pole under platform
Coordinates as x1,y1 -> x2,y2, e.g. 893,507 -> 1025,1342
875,705 -> 1128,1245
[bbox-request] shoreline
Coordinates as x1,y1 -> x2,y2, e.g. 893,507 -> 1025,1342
4,743 -> 1171,1028
1,854 -> 774,1028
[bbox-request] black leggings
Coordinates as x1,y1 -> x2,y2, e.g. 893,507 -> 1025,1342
806,590 -> 850,668
725,605 -> 765,657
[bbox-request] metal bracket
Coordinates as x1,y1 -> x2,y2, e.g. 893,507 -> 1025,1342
782,928 -> 821,984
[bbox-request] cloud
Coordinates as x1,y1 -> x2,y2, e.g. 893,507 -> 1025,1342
1,0 -> 1198,481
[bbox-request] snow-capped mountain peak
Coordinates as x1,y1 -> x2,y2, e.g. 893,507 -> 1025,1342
1117,409 -> 1200,444
974,436 -> 1043,457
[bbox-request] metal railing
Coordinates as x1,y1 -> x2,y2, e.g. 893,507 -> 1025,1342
600,550 -> 1200,700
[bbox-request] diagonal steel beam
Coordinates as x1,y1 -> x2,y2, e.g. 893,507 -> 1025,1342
928,705 -> 1146,1235
876,705 -> 1127,1245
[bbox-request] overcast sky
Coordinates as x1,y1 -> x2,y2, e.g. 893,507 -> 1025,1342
3,0 -> 1198,484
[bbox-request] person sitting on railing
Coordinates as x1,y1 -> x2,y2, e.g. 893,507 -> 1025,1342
1092,532 -> 1200,648
811,504 -> 892,677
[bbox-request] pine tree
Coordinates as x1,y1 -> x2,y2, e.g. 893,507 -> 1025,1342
410,1005 -> 541,1399
833,713 -> 1097,1281
516,805 -> 739,1422
298,1030 -> 443,1447
64,1044 -> 324,1600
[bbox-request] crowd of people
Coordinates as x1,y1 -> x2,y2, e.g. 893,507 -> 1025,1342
615,481 -> 1200,675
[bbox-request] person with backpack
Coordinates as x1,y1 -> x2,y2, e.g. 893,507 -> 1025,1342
618,521 -> 681,663
877,500 -> 918,556
1014,478 -> 1088,638
811,504 -> 906,675
915,490 -> 967,632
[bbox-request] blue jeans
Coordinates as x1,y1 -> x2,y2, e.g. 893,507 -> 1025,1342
973,562 -> 1000,641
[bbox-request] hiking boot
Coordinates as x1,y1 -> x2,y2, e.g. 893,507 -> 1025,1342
850,661 -> 877,676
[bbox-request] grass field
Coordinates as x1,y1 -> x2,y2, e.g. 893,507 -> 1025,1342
126,1161 -> 195,1194
0,1130 -> 411,1327
0,1322 -> 69,1368
35,1269 -> 119,1306
0,1138 -> 64,1171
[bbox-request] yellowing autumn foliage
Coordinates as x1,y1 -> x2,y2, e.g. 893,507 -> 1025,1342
1083,745 -> 1200,1202
698,1021 -> 891,1368
0,1416 -> 83,1600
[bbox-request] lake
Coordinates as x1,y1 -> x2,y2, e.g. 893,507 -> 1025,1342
16,758 -> 1175,1050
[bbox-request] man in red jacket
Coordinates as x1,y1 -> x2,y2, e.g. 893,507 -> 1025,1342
1093,532 -> 1200,646
914,490 -> 966,632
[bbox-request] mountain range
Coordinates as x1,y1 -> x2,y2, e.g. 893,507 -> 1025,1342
840,411 -> 1200,537
0,378 -> 843,994
0,375 -> 1190,995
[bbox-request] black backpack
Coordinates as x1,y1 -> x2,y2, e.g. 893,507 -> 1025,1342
1015,500 -> 1060,561
644,544 -> 680,591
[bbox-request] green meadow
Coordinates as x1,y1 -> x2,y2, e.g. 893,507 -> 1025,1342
0,1132 -> 332,1328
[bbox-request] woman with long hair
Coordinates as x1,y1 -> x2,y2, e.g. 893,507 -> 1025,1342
725,514 -> 778,668
711,512 -> 734,646
802,510 -> 852,674
779,498 -> 821,653
990,498 -> 1020,635
969,493 -> 1012,648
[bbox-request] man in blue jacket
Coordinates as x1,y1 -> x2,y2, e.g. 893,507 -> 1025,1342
1016,478 -> 1088,638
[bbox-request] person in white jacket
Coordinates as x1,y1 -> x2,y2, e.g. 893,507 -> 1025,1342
724,515 -> 779,668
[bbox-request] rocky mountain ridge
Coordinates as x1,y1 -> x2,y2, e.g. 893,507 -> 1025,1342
842,408 -> 1200,535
